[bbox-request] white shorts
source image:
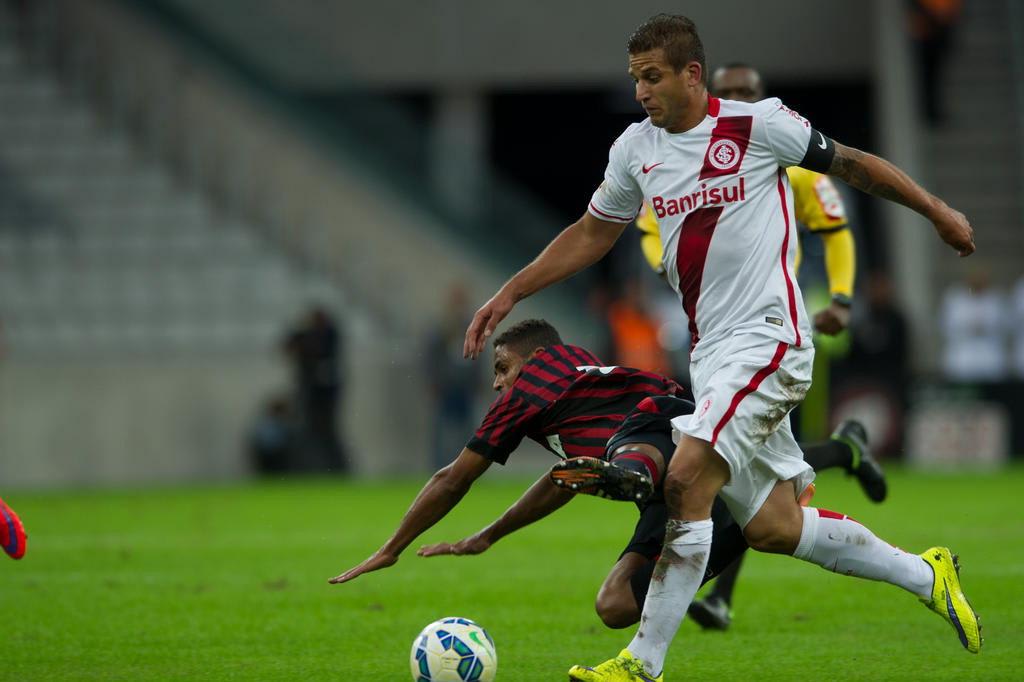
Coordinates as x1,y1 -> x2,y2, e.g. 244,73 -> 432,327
671,334 -> 815,528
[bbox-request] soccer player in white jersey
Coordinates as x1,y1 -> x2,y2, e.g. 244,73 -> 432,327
463,14 -> 980,682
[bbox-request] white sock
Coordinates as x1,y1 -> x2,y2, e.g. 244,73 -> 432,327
793,507 -> 933,598
627,518 -> 713,677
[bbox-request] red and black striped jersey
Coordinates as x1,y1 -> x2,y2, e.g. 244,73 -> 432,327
467,344 -> 684,464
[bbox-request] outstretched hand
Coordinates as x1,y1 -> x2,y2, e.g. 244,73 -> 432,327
417,533 -> 491,558
464,291 -> 516,359
328,549 -> 398,585
933,205 -> 976,257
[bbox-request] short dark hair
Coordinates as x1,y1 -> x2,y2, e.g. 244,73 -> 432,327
627,14 -> 706,77
493,319 -> 562,356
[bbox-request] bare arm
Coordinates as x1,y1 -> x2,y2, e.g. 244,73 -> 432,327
827,142 -> 975,257
463,212 -> 628,358
328,448 -> 492,584
418,472 -> 575,557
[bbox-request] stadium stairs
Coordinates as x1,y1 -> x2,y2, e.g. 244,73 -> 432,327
924,0 -> 1023,287
0,4 -> 413,484
0,0 -> 584,486
0,4 -> 356,355
0,4 -> 377,485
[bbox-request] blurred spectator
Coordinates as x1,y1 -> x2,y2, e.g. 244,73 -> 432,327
247,394 -> 295,474
1012,276 -> 1024,378
844,272 -> 910,390
908,0 -> 963,126
939,270 -> 1008,381
646,282 -> 692,386
606,277 -> 674,376
283,306 -> 349,473
585,282 -> 615,363
831,272 -> 910,456
424,283 -> 482,469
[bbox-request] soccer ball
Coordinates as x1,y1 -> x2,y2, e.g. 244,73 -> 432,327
409,617 -> 497,682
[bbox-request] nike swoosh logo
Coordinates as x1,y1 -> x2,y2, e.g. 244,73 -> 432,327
469,631 -> 494,657
642,162 -> 664,174
944,577 -> 970,649
817,132 -> 827,150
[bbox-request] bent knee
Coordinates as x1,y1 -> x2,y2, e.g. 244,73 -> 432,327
743,486 -> 805,554
662,441 -> 730,511
663,468 -> 718,514
595,595 -> 639,629
743,522 -> 800,554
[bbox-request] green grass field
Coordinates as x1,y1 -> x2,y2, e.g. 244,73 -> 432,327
3,466 -> 1023,681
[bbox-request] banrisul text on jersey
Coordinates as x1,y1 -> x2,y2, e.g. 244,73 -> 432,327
651,178 -> 745,218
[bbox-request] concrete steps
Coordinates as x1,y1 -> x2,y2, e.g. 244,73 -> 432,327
0,17 -> 350,356
925,0 -> 1024,289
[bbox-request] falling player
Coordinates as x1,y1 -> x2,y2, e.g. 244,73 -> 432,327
328,320 -> 749,602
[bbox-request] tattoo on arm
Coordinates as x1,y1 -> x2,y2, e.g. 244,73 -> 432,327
827,143 -> 974,256
827,143 -> 923,211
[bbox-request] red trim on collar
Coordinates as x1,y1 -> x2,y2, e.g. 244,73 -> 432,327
707,96 -> 720,117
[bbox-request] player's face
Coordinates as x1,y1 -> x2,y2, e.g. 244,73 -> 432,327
492,345 -> 527,394
710,67 -> 763,103
629,49 -> 701,131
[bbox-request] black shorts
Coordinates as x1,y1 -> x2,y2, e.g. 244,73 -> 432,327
605,395 -> 695,460
607,395 -> 737,560
606,395 -> 695,507
620,497 -> 737,560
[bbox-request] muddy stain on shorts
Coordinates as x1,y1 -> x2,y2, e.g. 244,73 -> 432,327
750,368 -> 810,442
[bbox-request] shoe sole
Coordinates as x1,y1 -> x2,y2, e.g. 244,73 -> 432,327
551,458 -> 651,502
550,466 -> 605,491
567,663 -> 659,682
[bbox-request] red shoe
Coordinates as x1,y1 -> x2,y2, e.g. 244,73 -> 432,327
0,497 -> 27,560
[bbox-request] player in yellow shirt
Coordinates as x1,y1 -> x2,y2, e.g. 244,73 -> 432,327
634,62 -> 878,631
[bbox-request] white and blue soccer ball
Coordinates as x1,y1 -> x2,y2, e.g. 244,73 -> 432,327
409,617 -> 497,682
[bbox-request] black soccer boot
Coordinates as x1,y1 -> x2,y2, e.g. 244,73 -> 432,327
549,457 -> 654,503
832,419 -> 887,503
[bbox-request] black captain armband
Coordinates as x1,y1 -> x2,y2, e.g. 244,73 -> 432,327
799,128 -> 836,173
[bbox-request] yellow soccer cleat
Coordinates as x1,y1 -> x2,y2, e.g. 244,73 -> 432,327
919,547 -> 983,653
568,649 -> 663,682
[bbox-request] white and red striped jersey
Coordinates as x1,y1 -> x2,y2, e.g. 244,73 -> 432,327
589,96 -> 816,360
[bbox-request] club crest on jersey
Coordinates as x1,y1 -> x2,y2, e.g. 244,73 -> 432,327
707,139 -> 740,171
699,399 -> 712,418
699,115 -> 752,180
